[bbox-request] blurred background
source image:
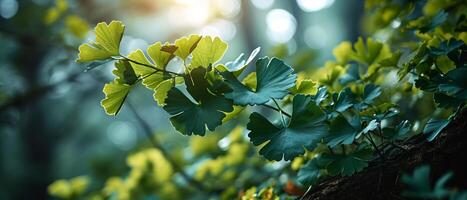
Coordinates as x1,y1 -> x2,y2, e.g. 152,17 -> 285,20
0,0 -> 364,199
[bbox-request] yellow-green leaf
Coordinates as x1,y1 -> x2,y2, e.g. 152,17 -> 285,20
77,21 -> 125,62
153,79 -> 174,106
175,34 -> 202,61
333,41 -> 352,64
148,42 -> 178,70
127,50 -> 169,90
101,82 -> 131,115
291,79 -> 317,95
191,36 -> 228,68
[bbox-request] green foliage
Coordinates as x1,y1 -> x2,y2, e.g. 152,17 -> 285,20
247,95 -> 328,161
77,21 -> 125,62
401,165 -> 462,199
221,57 -> 297,106
67,1 -> 467,198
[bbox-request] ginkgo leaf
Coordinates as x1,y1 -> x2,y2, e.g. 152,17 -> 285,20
174,34 -> 202,61
333,41 -> 353,64
153,79 -> 174,106
100,60 -> 138,116
290,79 -> 317,95
326,115 -> 360,147
383,120 -> 412,141
221,57 -> 297,106
350,37 -> 391,66
127,50 -> 171,90
333,87 -> 355,112
191,36 -> 228,68
148,42 -> 178,69
323,144 -> 373,176
362,84 -> 382,104
297,158 -> 327,186
77,21 -> 125,62
101,82 -> 131,115
247,95 -> 328,161
224,47 -> 261,76
163,67 -> 233,136
423,118 -> 451,141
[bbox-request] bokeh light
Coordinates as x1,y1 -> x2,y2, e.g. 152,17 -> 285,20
266,9 -> 297,43
296,0 -> 335,12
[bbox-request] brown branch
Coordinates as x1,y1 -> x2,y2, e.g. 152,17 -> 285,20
300,110 -> 467,200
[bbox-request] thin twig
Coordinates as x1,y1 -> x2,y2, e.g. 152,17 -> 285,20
272,98 -> 287,126
126,102 -> 209,192
364,133 -> 386,161
119,55 -> 184,77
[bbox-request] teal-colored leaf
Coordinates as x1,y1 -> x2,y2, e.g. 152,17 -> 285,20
221,57 -> 297,106
423,118 -> 451,141
362,84 -> 382,104
401,165 -> 452,199
323,144 -> 373,176
383,120 -> 412,141
247,95 -> 328,161
326,115 -> 360,147
297,158 -> 328,186
163,67 -> 233,136
333,87 -> 355,112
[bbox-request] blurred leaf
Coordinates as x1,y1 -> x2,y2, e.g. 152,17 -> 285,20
224,47 -> 261,76
423,118 -> 451,141
401,165 -> 452,199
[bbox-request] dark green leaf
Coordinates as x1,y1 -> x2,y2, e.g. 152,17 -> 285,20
323,144 -> 373,176
163,68 -> 233,136
247,95 -> 328,161
222,57 -> 296,106
326,115 -> 360,147
423,118 -> 451,141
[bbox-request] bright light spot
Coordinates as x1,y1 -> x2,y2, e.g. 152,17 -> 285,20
107,121 -> 137,151
218,137 -> 231,150
296,0 -> 335,12
304,25 -> 328,48
169,0 -> 211,27
251,0 -> 274,10
0,0 -> 19,19
214,0 -> 241,18
266,9 -> 296,43
391,20 -> 401,28
200,19 -> 237,41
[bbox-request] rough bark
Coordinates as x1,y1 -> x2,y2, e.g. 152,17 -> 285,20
300,110 -> 467,200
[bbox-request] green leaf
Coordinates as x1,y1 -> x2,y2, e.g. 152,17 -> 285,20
127,50 -> 170,90
224,47 -> 261,76
101,82 -> 131,116
247,95 -> 328,161
297,158 -> 327,186
326,115 -> 360,147
423,118 -> 451,141
323,144 -> 373,176
221,57 -> 297,106
147,42 -> 178,70
332,41 -> 353,64
350,37 -> 391,66
174,34 -> 202,61
100,60 -> 137,115
163,67 -> 233,136
290,79 -> 317,95
153,79 -> 174,106
113,60 -> 138,85
333,87 -> 355,112
191,36 -> 228,68
401,165 -> 452,199
361,119 -> 379,134
383,120 -> 411,141
362,84 -> 382,104
77,21 -> 125,62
